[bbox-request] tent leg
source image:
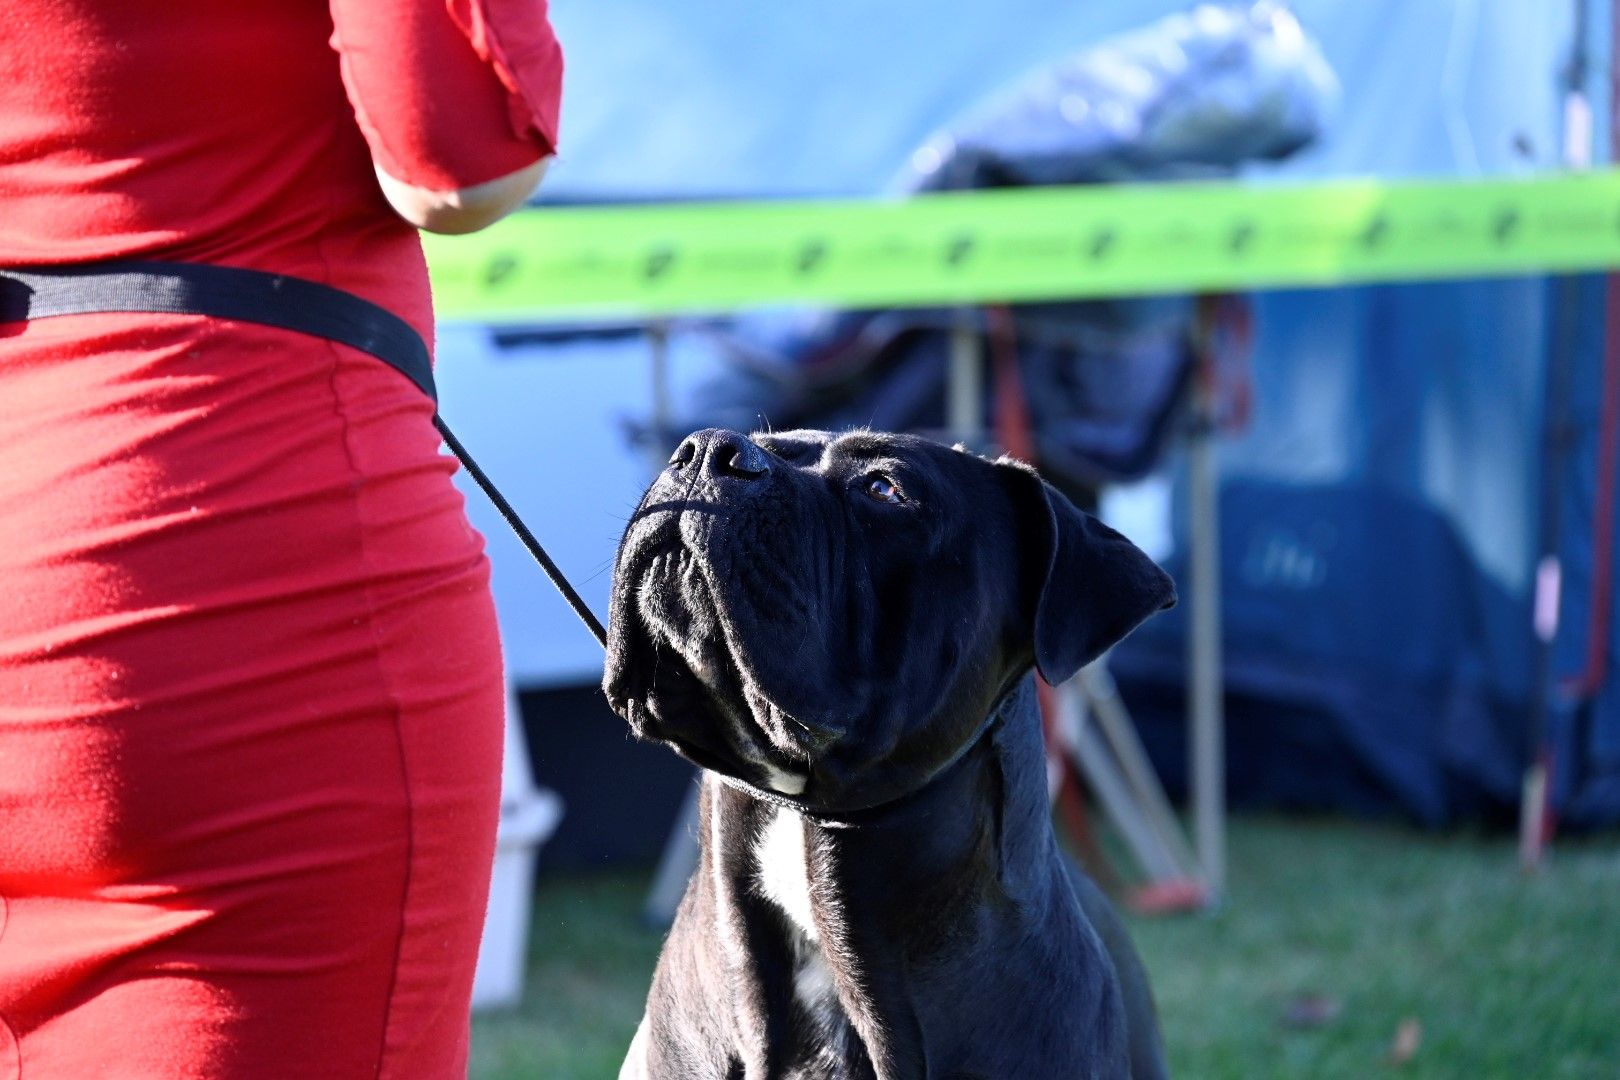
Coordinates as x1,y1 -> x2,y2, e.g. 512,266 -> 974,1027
948,308 -> 982,441
1059,681 -> 1186,885
643,773 -> 702,927
1079,662 -> 1201,880
1187,372 -> 1226,907
646,321 -> 673,471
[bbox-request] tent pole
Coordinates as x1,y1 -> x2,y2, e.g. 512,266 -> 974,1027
1188,302 -> 1226,905
1521,0 -> 1594,871
948,308 -> 982,441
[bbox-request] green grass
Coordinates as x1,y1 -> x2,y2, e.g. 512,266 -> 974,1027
471,816 -> 1620,1079
470,872 -> 662,1079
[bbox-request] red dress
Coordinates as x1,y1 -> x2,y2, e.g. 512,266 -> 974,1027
0,2 -> 561,1076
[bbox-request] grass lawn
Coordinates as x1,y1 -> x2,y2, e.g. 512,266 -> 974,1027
470,815 -> 1620,1079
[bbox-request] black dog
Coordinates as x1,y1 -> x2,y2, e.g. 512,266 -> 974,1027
604,428 -> 1175,1079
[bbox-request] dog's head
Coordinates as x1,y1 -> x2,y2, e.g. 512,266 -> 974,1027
603,428 -> 1174,813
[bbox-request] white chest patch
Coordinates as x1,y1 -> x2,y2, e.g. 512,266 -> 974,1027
755,808 -> 817,941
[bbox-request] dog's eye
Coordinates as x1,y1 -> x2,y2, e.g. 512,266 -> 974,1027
863,474 -> 905,505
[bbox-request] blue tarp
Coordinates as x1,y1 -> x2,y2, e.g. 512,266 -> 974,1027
454,0 -> 1620,827
666,5 -> 1330,496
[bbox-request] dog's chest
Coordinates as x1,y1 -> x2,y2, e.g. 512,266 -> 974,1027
751,809 -> 872,1077
755,807 -> 817,939
755,809 -> 847,1008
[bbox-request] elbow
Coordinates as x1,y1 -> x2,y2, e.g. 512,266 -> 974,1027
377,157 -> 552,235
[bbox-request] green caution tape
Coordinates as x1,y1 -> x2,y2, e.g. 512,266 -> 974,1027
424,170 -> 1620,321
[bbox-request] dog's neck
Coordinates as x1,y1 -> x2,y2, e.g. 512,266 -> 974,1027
703,678 -> 1067,1080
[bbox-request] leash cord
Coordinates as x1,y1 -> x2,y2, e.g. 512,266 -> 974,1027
433,415 -> 609,649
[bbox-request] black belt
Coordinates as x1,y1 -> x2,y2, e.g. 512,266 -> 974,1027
0,261 -> 436,401
0,259 -> 607,647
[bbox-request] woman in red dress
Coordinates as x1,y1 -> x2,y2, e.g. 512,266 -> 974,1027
0,2 -> 562,1075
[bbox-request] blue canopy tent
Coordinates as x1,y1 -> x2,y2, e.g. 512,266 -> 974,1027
443,0 -> 1620,847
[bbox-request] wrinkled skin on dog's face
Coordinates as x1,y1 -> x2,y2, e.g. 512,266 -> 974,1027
603,427 -> 1173,813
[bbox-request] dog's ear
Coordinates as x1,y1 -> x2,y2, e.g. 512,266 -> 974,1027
1001,461 -> 1177,685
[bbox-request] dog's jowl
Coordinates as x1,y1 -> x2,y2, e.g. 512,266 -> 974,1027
605,428 -> 1176,1080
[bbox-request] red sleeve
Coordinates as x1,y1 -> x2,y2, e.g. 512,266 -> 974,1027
330,0 -> 563,192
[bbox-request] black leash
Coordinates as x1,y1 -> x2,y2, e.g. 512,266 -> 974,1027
1,261 -> 609,649
431,415 -> 606,646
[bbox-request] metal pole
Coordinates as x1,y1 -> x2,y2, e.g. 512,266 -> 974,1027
947,309 -> 982,442
1080,663 -> 1202,879
1062,683 -> 1186,884
646,321 -> 674,470
1187,348 -> 1226,905
1520,0 -> 1594,870
643,777 -> 703,927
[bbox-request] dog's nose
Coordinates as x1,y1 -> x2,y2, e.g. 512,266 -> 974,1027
669,429 -> 771,480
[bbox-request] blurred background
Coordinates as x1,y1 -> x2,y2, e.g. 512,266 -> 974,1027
440,1 -> 1620,1076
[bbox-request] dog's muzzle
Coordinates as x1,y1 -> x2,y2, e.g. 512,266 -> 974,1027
668,428 -> 773,482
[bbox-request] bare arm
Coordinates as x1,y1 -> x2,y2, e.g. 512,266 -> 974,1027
330,0 -> 564,235
375,155 -> 551,235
